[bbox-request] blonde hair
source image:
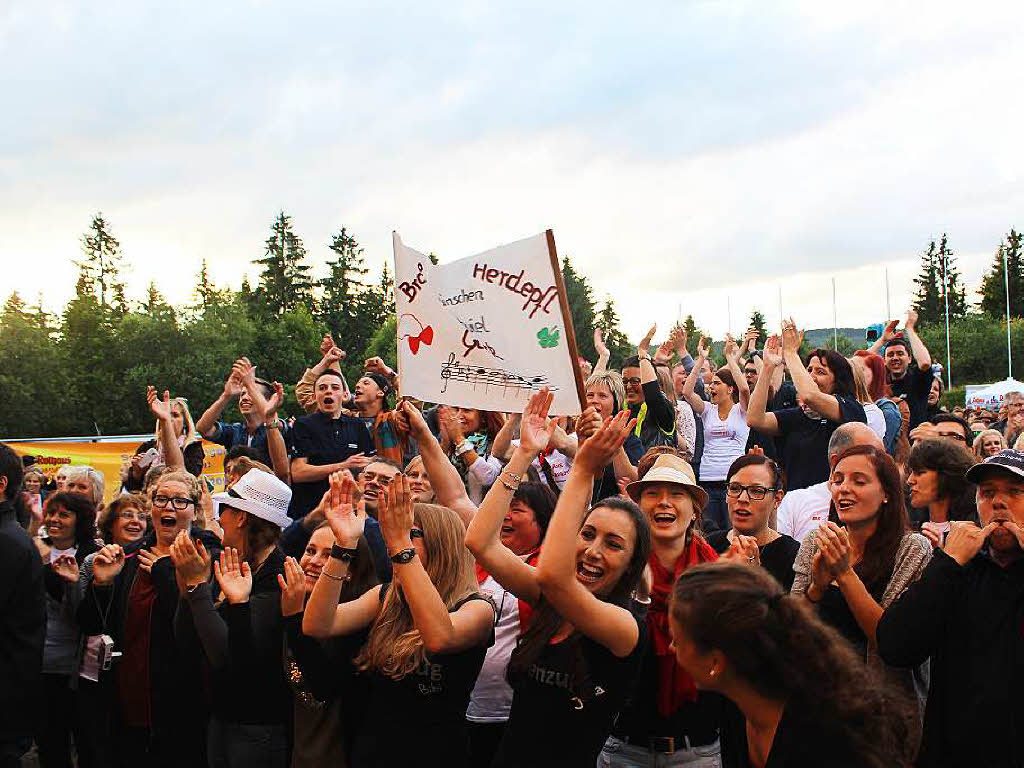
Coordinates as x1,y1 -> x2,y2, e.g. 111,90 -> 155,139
973,429 -> 1006,460
848,360 -> 872,405
153,397 -> 200,451
585,371 -> 626,414
1015,432 -> 1024,451
356,503 -> 479,679
153,470 -> 205,529
64,465 -> 105,507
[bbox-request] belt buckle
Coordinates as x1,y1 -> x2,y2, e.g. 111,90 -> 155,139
649,736 -> 675,754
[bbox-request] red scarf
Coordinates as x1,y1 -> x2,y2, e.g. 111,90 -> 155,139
648,534 -> 718,717
475,548 -> 540,632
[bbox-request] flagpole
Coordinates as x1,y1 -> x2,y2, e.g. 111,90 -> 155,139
1006,245 -> 1014,379
885,267 -> 891,319
777,285 -> 783,328
727,296 -> 732,338
832,277 -> 838,349
942,253 -> 952,389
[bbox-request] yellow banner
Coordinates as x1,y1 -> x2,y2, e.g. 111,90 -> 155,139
7,439 -> 226,502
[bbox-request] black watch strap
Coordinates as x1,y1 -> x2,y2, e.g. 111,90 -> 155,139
390,547 -> 417,565
330,544 -> 359,562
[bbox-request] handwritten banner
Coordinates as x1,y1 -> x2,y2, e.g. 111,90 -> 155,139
393,231 -> 583,415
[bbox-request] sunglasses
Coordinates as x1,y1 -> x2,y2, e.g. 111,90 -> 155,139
410,528 -> 424,539
623,377 -> 642,387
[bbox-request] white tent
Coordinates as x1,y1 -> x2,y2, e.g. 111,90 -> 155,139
966,378 -> 1024,410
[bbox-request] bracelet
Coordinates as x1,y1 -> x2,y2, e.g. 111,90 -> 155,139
320,569 -> 349,582
499,471 -> 522,492
265,418 -> 283,430
330,544 -> 359,562
455,440 -> 474,456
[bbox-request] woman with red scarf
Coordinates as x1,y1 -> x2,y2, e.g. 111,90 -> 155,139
599,452 -> 724,767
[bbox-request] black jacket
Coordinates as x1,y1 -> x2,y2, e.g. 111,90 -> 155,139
175,545 -> 290,726
0,500 -> 45,738
629,380 -> 677,452
877,549 -> 1024,768
78,527 -> 221,751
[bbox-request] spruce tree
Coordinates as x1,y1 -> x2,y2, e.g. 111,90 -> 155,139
75,213 -> 125,308
934,234 -> 967,320
595,296 -> 633,367
912,240 -> 942,325
979,229 -> 1024,319
748,309 -> 768,346
318,227 -> 380,364
254,212 -> 314,314
560,255 -> 596,360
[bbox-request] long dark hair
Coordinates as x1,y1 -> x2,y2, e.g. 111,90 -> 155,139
830,445 -> 908,598
508,497 -> 650,697
512,482 -> 557,540
45,491 -> 98,548
714,367 -> 740,403
809,348 -> 856,397
906,439 -> 978,523
671,563 -> 913,768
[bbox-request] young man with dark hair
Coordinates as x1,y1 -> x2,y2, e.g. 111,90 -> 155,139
0,442 -> 45,766
196,359 -> 284,467
288,370 -> 374,519
867,310 -> 935,429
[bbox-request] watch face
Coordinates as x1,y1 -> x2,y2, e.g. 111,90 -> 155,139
392,549 -> 416,564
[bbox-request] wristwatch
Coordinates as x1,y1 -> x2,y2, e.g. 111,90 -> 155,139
330,544 -> 359,562
265,418 -> 284,430
390,548 -> 417,565
455,440 -> 474,456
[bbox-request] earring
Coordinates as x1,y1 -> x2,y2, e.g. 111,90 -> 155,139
709,667 -> 718,678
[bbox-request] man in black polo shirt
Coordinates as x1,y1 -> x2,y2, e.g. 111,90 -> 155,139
288,370 -> 374,518
877,449 -> 1024,768
867,310 -> 935,429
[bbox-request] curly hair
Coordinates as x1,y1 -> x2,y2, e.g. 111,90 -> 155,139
98,493 -> 152,544
972,429 -> 1006,460
44,491 -> 98,548
672,562 -> 913,768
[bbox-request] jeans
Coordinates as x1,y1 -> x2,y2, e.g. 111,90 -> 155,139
701,482 -> 729,534
598,736 -> 722,768
207,717 -> 288,768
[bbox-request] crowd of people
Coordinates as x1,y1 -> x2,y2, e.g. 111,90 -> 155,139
1,311 -> 1023,768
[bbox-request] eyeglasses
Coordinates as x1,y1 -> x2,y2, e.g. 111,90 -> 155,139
623,377 -> 642,387
726,483 -> 775,500
118,510 -> 148,522
152,495 -> 195,511
410,527 -> 424,539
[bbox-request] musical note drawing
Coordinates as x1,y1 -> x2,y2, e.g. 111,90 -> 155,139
439,353 -> 559,396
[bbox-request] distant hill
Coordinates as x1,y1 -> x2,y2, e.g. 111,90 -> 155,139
804,327 -> 867,347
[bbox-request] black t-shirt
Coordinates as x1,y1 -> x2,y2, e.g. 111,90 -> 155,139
706,532 -> 801,592
888,364 -> 934,430
772,397 -> 866,491
288,411 -> 375,518
352,592 -> 492,767
720,698 -> 871,768
593,433 -> 643,503
493,620 -> 648,768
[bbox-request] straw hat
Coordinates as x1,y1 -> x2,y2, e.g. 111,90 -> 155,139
624,454 -> 708,510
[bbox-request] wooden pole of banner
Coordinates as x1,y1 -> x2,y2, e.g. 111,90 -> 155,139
545,230 -> 589,412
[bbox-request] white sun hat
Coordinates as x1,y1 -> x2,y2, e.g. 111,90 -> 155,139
211,468 -> 293,529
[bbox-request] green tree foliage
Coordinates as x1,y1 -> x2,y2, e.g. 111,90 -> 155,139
595,296 -> 633,368
561,255 -> 596,361
76,213 -> 126,310
364,314 -> 398,374
913,235 -> 967,325
748,309 -> 768,347
979,229 -> 1024,319
254,212 -> 314,315
918,315 -> 1023,385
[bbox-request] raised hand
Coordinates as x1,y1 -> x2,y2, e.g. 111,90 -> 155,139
638,324 -> 657,358
342,452 -> 372,471
324,471 -> 364,548
593,328 -> 609,359
942,520 -> 998,566
763,334 -> 783,368
278,556 -> 307,616
743,327 -> 759,354
169,530 -> 212,589
721,535 -> 760,566
438,405 -> 465,444
519,388 -> 557,454
808,548 -> 834,592
92,544 -> 126,586
905,309 -> 919,331
222,372 -> 245,398
920,521 -> 947,550
653,341 -> 674,366
147,386 -> 174,421
266,381 -> 285,416
52,554 -> 80,583
397,400 -> 430,440
364,357 -> 394,378
696,336 -> 710,360
781,318 -> 803,356
378,474 -> 415,554
723,334 -> 740,364
668,323 -> 688,356
214,547 -> 252,604
575,406 -> 603,442
232,357 -> 257,387
137,548 -> 168,575
320,334 -> 336,357
574,409 -> 635,475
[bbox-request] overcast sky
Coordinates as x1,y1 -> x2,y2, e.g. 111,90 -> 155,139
3,1 -> 1022,341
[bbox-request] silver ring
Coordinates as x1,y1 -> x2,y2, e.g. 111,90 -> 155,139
747,557 -> 755,563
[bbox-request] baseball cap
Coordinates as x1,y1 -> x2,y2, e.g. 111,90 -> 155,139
965,449 -> 1024,485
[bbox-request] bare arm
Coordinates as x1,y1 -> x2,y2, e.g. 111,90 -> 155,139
781,321 -> 841,422
536,411 -> 641,658
902,311 -> 932,372
491,412 -> 520,462
148,386 -> 184,471
195,388 -> 237,439
681,339 -> 708,414
867,320 -> 898,356
593,328 -> 611,376
746,338 -> 780,435
723,336 -> 750,411
290,456 -> 367,483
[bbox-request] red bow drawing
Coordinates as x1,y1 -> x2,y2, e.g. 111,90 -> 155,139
408,325 -> 434,354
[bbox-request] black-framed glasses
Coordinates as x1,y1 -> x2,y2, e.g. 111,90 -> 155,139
935,431 -> 967,443
410,527 -> 424,539
623,377 -> 642,387
726,483 -> 775,500
152,495 -> 195,511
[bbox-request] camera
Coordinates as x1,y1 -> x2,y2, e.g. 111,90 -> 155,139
865,323 -> 884,342
97,634 -> 121,671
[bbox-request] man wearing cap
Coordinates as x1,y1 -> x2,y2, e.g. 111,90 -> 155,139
600,453 -> 724,766
289,370 -> 375,520
867,310 -> 935,429
352,357 -> 409,466
877,449 -> 1024,768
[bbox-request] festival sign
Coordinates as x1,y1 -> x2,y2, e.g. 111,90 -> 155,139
393,230 -> 586,415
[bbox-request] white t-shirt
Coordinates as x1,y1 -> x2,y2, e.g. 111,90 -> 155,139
511,439 -> 572,491
675,400 -> 697,458
49,545 -> 78,563
697,402 -> 750,481
776,481 -> 831,544
466,575 -> 519,722
862,402 -> 887,440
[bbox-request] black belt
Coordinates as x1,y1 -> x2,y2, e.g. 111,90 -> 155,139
615,730 -> 719,755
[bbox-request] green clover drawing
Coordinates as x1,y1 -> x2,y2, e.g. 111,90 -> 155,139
537,327 -> 560,348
